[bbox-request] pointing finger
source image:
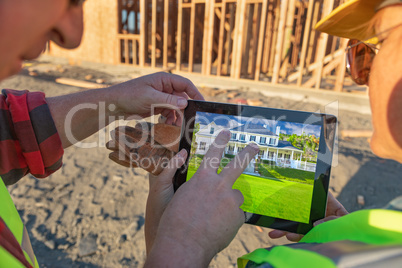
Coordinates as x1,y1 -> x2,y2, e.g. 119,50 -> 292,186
220,143 -> 259,185
198,129 -> 231,173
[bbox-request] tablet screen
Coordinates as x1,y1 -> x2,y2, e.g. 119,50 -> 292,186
187,112 -> 321,224
175,100 -> 336,234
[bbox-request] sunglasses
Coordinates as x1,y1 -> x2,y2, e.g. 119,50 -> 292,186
345,40 -> 378,85
345,22 -> 402,86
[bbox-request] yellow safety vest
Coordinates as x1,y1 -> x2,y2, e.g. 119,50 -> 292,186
0,177 -> 39,267
238,209 -> 402,267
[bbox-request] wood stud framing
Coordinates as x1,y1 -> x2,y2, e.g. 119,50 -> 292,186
108,0 -> 363,92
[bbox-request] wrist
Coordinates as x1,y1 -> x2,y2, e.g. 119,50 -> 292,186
101,82 -> 141,120
145,234 -> 212,268
96,86 -> 121,120
144,199 -> 165,253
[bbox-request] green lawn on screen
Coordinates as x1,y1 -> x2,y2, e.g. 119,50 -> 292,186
258,164 -> 315,185
186,157 -> 314,223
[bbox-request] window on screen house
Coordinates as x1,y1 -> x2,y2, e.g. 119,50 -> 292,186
270,138 -> 276,145
231,133 -> 237,140
250,136 -> 256,142
210,127 -> 214,134
260,137 -> 266,144
199,142 -> 206,150
240,134 -> 245,141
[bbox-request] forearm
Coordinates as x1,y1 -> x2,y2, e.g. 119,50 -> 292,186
46,87 -> 118,148
47,73 -> 204,149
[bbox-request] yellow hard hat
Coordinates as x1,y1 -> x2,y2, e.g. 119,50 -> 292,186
315,0 -> 401,42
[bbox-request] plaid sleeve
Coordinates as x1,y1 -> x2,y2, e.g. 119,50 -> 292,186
0,217 -> 33,268
0,89 -> 64,185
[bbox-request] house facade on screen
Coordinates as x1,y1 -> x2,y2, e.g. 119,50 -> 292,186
194,121 -> 315,171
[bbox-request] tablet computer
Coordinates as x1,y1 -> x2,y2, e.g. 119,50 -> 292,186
174,100 -> 337,234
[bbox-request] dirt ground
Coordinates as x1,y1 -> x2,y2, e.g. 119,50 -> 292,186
1,59 -> 402,267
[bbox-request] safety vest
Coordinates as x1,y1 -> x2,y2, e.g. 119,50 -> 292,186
238,209 -> 402,267
0,177 -> 39,267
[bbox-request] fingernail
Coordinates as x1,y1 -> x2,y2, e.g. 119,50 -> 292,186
221,129 -> 231,137
248,142 -> 259,152
177,98 -> 187,107
178,149 -> 187,158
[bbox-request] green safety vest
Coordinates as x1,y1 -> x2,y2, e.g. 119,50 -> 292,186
0,177 -> 39,267
238,209 -> 402,267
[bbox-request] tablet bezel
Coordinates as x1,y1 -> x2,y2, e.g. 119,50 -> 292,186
174,100 -> 337,234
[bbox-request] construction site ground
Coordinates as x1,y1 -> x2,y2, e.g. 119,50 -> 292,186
1,56 -> 401,267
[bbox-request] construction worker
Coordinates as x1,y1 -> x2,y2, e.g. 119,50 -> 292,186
144,0 -> 402,267
0,0 -> 205,266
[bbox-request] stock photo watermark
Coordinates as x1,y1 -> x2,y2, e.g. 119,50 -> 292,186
63,100 -> 339,171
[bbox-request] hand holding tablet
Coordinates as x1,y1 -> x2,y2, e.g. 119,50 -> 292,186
269,191 -> 348,241
107,99 -> 337,236
175,100 -> 337,234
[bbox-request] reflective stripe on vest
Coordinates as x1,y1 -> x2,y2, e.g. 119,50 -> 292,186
238,246 -> 336,268
238,209 -> 402,268
0,177 -> 38,267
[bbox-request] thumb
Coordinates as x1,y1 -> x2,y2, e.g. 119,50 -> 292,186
156,149 -> 188,187
154,91 -> 188,109
313,215 -> 339,227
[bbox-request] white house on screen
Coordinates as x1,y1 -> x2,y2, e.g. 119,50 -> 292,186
194,121 -> 314,170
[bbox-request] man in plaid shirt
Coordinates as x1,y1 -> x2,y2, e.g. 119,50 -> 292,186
0,0 -> 206,266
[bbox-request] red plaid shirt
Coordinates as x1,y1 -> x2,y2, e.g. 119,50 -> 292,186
0,89 -> 64,185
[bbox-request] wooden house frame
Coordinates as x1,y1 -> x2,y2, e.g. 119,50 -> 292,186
48,0 -> 364,93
